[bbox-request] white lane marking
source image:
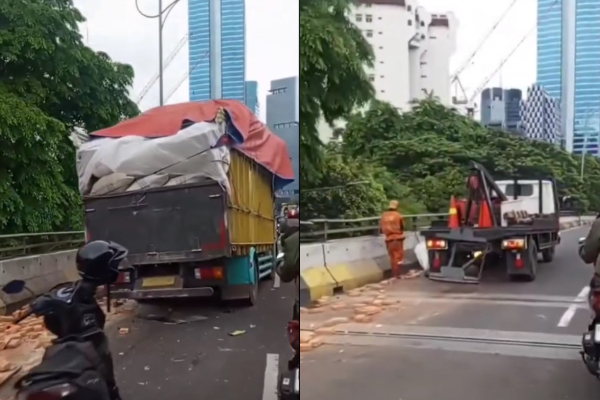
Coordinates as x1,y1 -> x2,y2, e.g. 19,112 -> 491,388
558,286 -> 590,327
274,272 -> 281,289
262,353 -> 280,400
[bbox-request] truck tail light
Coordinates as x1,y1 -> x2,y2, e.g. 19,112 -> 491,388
195,267 -> 224,280
502,238 -> 526,250
117,271 -> 131,283
426,239 -> 447,250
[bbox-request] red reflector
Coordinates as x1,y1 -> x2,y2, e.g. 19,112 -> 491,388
515,257 -> 524,269
432,256 -> 442,269
117,272 -> 130,283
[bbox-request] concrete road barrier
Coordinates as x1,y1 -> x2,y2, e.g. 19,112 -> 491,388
300,217 -> 596,306
0,216 -> 594,313
0,250 -> 78,315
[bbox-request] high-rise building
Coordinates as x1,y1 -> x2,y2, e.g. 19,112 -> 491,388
352,0 -> 458,111
536,0 -> 600,155
520,84 -> 562,145
188,0 -> 246,103
244,81 -> 259,116
480,88 -> 523,133
266,77 -> 299,196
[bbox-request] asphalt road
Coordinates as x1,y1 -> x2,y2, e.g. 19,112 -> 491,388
104,278 -> 295,400
301,224 -> 600,400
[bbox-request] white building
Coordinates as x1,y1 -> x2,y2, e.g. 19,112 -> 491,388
354,0 -> 458,111
319,0 -> 458,142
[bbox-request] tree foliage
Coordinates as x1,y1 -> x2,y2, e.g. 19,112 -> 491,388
0,0 -> 139,233
301,143 -> 426,219
299,0 -> 374,186
342,99 -> 594,213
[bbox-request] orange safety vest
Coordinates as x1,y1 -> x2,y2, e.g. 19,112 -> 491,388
380,211 -> 405,241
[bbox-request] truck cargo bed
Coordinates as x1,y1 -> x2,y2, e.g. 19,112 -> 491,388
423,216 -> 560,242
84,182 -> 230,265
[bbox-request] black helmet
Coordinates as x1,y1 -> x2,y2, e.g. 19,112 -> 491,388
76,241 -> 128,284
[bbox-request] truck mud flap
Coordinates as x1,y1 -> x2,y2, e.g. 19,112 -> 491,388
428,241 -> 491,284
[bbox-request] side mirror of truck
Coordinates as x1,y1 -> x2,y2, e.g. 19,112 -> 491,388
579,237 -> 586,246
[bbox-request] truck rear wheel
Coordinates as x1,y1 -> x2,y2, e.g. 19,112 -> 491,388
243,254 -> 260,307
524,239 -> 538,282
541,246 -> 555,263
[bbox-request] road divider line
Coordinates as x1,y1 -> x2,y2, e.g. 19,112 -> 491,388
558,286 -> 590,327
262,353 -> 279,400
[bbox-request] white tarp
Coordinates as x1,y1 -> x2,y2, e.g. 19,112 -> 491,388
78,121 -> 231,195
91,173 -> 135,195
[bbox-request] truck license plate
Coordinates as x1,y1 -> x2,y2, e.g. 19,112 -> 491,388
142,276 -> 176,288
594,324 -> 600,343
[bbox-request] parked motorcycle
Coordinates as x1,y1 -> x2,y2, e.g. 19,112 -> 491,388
1,240 -> 128,400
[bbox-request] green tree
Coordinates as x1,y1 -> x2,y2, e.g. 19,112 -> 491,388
0,0 -> 139,233
301,143 -> 388,220
343,98 -> 594,213
300,0 -> 374,186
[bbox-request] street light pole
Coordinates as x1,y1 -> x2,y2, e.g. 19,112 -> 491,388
135,0 -> 181,107
158,0 -> 164,106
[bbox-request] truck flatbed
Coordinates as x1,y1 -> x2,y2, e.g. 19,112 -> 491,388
422,219 -> 559,243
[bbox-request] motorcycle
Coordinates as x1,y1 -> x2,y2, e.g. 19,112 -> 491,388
275,247 -> 299,399
1,242 -> 127,400
579,236 -> 600,378
278,319 -> 300,400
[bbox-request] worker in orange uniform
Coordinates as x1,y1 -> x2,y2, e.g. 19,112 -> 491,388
380,200 -> 405,278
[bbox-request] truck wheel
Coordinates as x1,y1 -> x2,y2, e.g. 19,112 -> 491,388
524,239 -> 538,282
244,255 -> 260,307
541,246 -> 555,263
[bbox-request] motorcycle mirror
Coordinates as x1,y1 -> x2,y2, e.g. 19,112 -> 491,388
2,279 -> 26,295
579,237 -> 586,245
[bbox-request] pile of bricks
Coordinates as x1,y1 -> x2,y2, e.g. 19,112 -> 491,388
298,277 -> 423,353
0,315 -> 55,388
0,299 -> 136,389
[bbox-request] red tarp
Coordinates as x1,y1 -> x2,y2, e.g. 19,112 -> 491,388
90,100 -> 295,187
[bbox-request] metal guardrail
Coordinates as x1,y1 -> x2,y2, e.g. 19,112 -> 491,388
301,210 -> 593,243
0,231 -> 85,260
0,210 -> 589,258
300,213 -> 450,243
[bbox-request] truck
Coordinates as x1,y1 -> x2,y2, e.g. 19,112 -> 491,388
78,101 -> 295,305
421,161 -> 560,283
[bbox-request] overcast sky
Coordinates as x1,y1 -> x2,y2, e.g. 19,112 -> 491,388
74,0 -> 299,120
419,0 -> 537,104
73,0 -> 534,119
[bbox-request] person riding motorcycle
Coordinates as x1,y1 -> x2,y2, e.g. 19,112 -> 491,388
579,214 -> 600,290
277,208 -> 300,320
